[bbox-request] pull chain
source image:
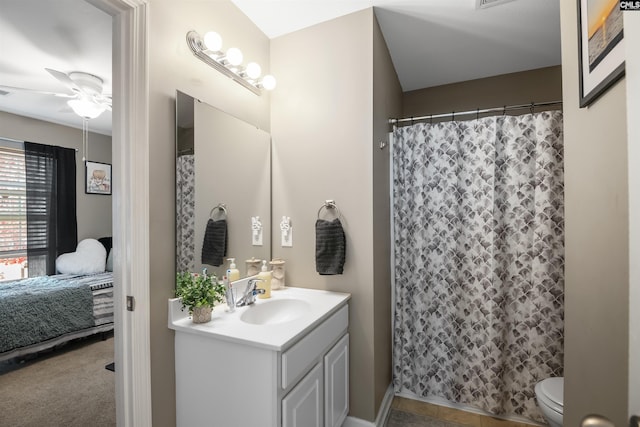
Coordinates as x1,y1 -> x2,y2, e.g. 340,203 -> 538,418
82,118 -> 89,162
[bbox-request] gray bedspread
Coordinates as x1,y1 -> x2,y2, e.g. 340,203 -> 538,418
0,274 -> 96,353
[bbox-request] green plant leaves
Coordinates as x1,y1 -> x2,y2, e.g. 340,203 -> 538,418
176,272 -> 226,314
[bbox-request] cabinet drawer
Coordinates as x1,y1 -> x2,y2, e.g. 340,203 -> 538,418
282,304 -> 348,390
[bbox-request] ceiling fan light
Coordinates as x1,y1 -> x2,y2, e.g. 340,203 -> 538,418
68,98 -> 106,119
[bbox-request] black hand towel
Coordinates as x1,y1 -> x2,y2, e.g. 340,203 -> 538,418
315,218 -> 346,275
201,218 -> 227,267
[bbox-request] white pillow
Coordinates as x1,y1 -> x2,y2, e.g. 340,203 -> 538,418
106,249 -> 114,272
56,238 -> 107,274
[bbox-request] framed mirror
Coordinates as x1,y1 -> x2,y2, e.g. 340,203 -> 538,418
176,91 -> 271,280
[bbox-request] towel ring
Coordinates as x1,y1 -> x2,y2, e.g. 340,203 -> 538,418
317,200 -> 341,219
210,204 -> 227,219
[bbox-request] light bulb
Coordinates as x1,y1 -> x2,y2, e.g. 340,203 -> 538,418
245,62 -> 262,80
203,31 -> 222,52
68,98 -> 106,119
226,47 -> 243,66
261,75 -> 277,91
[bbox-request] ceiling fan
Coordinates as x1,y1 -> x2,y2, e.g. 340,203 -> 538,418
0,68 -> 112,119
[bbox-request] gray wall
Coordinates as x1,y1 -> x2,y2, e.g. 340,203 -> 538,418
402,65 -> 562,117
372,12 -> 402,414
626,11 -> 640,418
147,1 -> 270,425
271,9 -> 401,421
560,1 -> 629,426
270,9 -> 376,420
0,111 -> 112,242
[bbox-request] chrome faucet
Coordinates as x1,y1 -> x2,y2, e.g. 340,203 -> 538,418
236,279 -> 265,307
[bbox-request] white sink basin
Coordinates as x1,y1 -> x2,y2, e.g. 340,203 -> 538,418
240,298 -> 310,325
169,286 -> 350,350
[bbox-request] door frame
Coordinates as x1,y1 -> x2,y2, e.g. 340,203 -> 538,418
87,0 -> 151,425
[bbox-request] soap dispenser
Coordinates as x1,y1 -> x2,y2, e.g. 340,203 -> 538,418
256,260 -> 272,299
226,258 -> 240,283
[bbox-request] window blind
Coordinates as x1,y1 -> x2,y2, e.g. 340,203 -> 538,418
0,141 -> 27,259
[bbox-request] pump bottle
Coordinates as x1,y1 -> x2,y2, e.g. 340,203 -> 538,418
226,258 -> 240,283
256,260 -> 272,299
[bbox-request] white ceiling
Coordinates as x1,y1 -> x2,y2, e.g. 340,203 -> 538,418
232,0 -> 562,91
0,0 -> 561,136
0,0 -> 112,135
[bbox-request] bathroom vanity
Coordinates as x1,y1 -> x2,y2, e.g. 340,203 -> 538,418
169,286 -> 350,427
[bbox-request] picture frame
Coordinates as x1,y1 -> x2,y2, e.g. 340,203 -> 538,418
577,0 -> 625,108
85,161 -> 112,195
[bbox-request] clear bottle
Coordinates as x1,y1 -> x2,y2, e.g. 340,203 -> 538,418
256,260 -> 271,299
226,258 -> 240,282
223,276 -> 235,312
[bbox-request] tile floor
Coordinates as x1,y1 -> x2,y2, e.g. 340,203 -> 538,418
384,397 -> 542,427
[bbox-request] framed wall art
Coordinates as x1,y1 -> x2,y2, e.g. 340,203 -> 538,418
85,161 -> 112,195
577,0 -> 625,107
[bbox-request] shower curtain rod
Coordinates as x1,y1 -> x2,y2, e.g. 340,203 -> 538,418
388,100 -> 563,125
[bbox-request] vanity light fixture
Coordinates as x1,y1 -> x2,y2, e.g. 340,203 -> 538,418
186,30 -> 276,96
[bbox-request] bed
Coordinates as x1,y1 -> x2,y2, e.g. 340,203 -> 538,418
0,272 -> 114,362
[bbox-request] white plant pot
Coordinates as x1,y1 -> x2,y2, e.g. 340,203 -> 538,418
191,306 -> 212,324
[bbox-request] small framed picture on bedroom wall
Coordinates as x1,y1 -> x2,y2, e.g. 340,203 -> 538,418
577,0 -> 625,108
85,161 -> 112,195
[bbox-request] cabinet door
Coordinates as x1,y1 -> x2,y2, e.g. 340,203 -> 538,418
324,333 -> 349,427
283,362 -> 324,427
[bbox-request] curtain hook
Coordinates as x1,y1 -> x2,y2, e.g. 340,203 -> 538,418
502,105 -> 507,116
530,102 -> 535,114
429,114 -> 433,125
451,111 -> 455,122
476,108 -> 480,120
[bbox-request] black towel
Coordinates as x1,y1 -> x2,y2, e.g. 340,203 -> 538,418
201,218 -> 227,267
315,218 -> 346,275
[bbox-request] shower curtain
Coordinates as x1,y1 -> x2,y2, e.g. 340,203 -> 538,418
176,154 -> 195,272
392,111 -> 564,421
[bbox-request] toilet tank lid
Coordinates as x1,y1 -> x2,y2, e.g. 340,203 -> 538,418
541,377 -> 564,406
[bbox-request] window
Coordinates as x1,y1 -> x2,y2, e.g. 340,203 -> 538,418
0,139 -> 28,281
0,139 -> 77,279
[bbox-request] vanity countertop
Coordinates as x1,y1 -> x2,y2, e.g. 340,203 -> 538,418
168,286 -> 350,351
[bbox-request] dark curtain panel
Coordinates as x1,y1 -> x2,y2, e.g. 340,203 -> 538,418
24,142 -> 77,276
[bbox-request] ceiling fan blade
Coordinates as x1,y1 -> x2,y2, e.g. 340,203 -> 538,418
0,84 -> 75,98
45,68 -> 81,94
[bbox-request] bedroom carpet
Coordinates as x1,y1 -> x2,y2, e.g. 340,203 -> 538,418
0,334 -> 115,426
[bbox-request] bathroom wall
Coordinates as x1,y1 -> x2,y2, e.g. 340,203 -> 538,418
402,65 -> 562,117
372,13 -> 402,411
560,1 -> 629,426
271,8 -> 401,422
147,1 -> 270,425
0,111 -> 112,241
626,11 -> 640,419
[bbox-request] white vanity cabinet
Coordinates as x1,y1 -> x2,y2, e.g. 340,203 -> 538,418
169,287 -> 350,427
282,361 -> 324,427
282,332 -> 350,427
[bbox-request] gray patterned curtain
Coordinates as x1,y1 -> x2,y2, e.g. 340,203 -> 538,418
392,111 -> 564,422
176,154 -> 195,272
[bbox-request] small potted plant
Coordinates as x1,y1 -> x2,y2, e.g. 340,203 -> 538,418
176,271 -> 226,323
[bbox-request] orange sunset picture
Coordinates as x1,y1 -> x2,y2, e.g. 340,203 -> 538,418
587,0 -> 623,71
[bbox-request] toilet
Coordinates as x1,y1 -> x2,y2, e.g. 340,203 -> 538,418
535,377 -> 564,427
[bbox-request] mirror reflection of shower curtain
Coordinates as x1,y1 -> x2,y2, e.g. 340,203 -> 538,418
176,154 -> 195,272
391,111 -> 564,422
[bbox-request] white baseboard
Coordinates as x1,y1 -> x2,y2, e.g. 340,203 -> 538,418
343,383 -> 394,427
